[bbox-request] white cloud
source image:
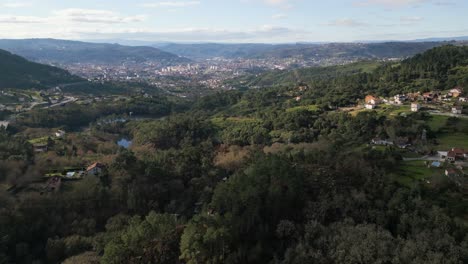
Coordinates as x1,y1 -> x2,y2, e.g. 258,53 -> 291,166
141,1 -> 201,8
272,13 -> 287,19
0,15 -> 43,23
264,0 -> 288,5
0,25 -> 306,43
354,0 -> 429,8
400,16 -> 424,22
325,18 -> 368,27
1,2 -> 32,8
52,9 -> 145,24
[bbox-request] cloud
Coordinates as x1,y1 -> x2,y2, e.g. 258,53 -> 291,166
264,0 -> 288,5
52,9 -> 145,24
141,1 -> 201,8
262,0 -> 294,9
70,25 -> 309,43
354,0 -> 429,8
400,16 -> 424,22
325,18 -> 368,27
1,2 -> 32,8
272,13 -> 287,19
0,15 -> 43,23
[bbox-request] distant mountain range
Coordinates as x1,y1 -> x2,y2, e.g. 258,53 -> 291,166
157,42 -> 449,60
0,49 -> 82,89
0,39 -> 190,65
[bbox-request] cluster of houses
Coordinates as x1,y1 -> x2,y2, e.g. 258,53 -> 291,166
370,138 -> 412,149
363,87 -> 466,114
437,148 -> 468,162
435,148 -> 468,188
42,162 -> 106,193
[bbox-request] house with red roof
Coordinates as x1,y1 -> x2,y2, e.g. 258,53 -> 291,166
87,162 -> 106,176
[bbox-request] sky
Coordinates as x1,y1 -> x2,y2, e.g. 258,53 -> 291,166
0,0 -> 467,43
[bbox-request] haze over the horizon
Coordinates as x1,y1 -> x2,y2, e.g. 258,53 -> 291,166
0,0 -> 466,43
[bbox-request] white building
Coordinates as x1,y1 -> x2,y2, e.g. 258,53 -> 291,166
365,104 -> 376,110
411,103 -> 421,112
55,130 -> 66,138
452,106 -> 463,115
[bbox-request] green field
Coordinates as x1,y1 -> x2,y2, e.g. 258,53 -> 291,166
350,105 -> 411,117
396,160 -> 443,187
211,116 -> 261,128
428,115 -> 449,132
436,133 -> 468,150
286,104 -> 319,113
28,136 -> 50,145
377,105 -> 411,116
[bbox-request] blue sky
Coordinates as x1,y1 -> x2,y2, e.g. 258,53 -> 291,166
0,0 -> 467,42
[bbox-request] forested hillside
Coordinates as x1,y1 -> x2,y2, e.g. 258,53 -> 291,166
159,41 -> 446,60
0,39 -> 190,65
0,49 -> 82,89
1,45 -> 467,264
230,45 -> 468,107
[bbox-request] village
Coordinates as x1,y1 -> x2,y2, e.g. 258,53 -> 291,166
364,87 -> 468,190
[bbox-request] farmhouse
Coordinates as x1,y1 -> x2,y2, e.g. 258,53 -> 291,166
371,138 -> 394,146
365,95 -> 381,109
394,94 -> 407,105
411,103 -> 420,112
55,130 -> 66,138
439,148 -> 467,161
452,106 -> 463,115
449,87 -> 463,98
422,92 -> 438,102
87,162 -> 106,176
365,95 -> 380,105
0,121 -> 9,129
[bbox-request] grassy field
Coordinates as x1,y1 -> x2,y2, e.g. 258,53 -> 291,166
349,105 -> 411,117
428,115 -> 449,132
436,133 -> 468,150
28,136 -> 50,145
395,160 -> 443,187
286,104 -> 319,113
377,105 -> 411,116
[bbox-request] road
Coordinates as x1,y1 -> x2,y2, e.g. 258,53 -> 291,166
43,96 -> 78,109
404,155 -> 468,167
428,111 -> 468,119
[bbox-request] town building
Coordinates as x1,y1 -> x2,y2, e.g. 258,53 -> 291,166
411,103 -> 421,112
371,138 -> 394,146
422,92 -> 439,102
87,162 -> 106,176
365,104 -> 376,109
445,168 -> 460,177
0,121 -> 9,129
365,95 -> 380,105
394,94 -> 407,105
438,148 -> 467,162
55,130 -> 66,138
449,87 -> 463,98
452,106 -> 463,115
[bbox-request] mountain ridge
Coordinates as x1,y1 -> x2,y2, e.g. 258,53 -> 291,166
0,38 -> 191,65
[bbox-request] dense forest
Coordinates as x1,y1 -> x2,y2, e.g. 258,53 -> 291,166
158,42 -> 445,60
0,39 -> 190,65
229,45 -> 468,107
0,45 -> 468,264
0,49 -> 82,89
